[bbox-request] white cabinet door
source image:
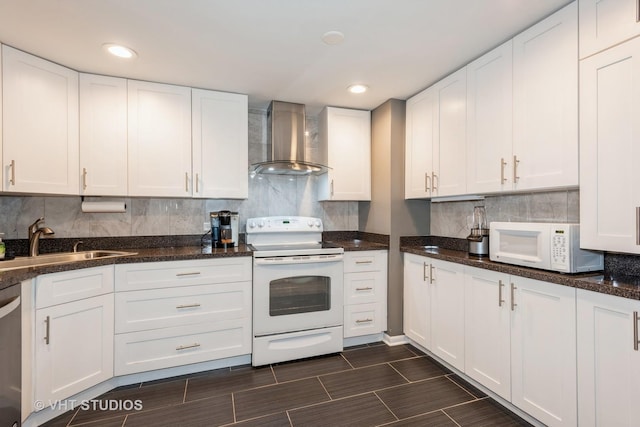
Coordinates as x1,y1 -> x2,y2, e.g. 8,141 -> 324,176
79,74 -> 128,196
463,267 -> 511,401
2,45 -> 79,195
513,2 -> 578,191
466,41 -> 513,194
433,67 -> 467,197
192,89 -> 248,199
128,80 -> 192,197
429,258 -> 465,370
580,37 -> 640,254
579,0 -> 640,58
405,87 -> 436,199
577,289 -> 640,427
34,293 -> 114,404
511,277 -> 577,427
318,107 -> 371,201
403,253 -> 431,349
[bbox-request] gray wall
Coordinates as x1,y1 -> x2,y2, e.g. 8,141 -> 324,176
0,110 -> 358,239
360,99 -> 430,337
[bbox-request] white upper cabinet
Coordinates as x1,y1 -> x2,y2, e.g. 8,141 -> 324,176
579,0 -> 640,58
580,37 -> 640,254
318,107 -> 371,201
512,1 -> 578,191
79,74 -> 128,196
192,89 -> 248,199
128,80 -> 192,197
434,67 -> 467,197
405,87 -> 436,199
2,45 -> 79,194
466,40 -> 513,194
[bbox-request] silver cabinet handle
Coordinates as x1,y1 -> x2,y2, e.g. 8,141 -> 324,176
426,173 -> 431,194
176,343 -> 201,351
195,173 -> 199,194
431,172 -> 438,192
82,167 -> 88,190
356,318 -> 373,324
9,160 -> 15,186
176,303 -> 201,309
355,260 -> 373,265
423,262 -> 428,282
330,179 -> 334,196
634,311 -> 639,351
355,287 -> 373,291
185,172 -> 189,193
498,280 -> 505,307
513,155 -> 520,183
429,264 -> 435,284
636,207 -> 640,245
500,158 -> 507,184
44,315 -> 50,345
176,272 -> 201,277
510,283 -> 517,311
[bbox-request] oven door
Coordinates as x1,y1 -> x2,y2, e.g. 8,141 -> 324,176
253,254 -> 343,336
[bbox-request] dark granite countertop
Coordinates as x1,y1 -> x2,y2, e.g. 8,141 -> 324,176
323,231 -> 389,251
400,244 -> 640,301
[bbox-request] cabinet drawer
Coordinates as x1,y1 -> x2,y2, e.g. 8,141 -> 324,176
344,303 -> 386,338
344,271 -> 385,305
343,250 -> 387,273
114,318 -> 251,375
36,265 -> 114,309
115,281 -> 251,333
115,257 -> 251,291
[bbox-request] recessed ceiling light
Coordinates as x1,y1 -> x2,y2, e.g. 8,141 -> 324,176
348,84 -> 368,94
103,43 -> 137,59
322,31 -> 345,45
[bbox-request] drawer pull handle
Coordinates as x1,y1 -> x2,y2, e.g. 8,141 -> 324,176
634,311 -> 639,351
176,303 -> 201,309
44,315 -> 50,345
355,260 -> 373,264
355,287 -> 373,291
356,318 -> 373,324
176,343 -> 201,351
176,272 -> 201,277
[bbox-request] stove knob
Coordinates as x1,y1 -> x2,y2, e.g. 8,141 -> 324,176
258,220 -> 265,228
307,220 -> 314,227
314,220 -> 322,228
248,220 -> 256,229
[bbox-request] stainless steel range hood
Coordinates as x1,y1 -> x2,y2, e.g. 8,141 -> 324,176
250,101 -> 329,176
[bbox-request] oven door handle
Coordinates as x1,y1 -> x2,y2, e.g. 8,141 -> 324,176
254,255 -> 343,265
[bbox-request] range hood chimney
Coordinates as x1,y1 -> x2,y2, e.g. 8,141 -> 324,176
250,101 -> 329,176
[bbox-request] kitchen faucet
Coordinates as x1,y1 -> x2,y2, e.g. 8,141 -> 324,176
28,217 -> 55,257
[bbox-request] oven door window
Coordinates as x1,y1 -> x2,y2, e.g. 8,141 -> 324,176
269,276 -> 331,316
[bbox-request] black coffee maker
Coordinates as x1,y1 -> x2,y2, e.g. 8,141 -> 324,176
211,210 -> 237,248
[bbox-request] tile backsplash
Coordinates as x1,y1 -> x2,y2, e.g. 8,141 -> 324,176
430,189 -> 580,238
0,109 -> 358,239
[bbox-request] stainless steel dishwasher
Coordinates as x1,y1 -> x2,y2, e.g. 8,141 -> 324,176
0,284 -> 21,427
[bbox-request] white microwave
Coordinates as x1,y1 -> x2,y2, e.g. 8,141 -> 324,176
489,222 -> 604,273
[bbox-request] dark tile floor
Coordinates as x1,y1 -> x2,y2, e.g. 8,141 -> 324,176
42,343 -> 532,427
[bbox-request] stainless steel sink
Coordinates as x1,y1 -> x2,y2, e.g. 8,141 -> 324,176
0,250 -> 137,272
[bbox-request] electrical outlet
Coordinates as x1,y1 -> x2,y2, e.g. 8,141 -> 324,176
203,221 -> 210,232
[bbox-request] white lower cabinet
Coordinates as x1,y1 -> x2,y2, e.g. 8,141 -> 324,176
33,266 -> 114,406
577,289 -> 640,427
403,253 -> 432,349
114,258 -> 252,375
343,251 -> 388,338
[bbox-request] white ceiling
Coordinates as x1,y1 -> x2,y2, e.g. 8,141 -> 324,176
0,0 -> 572,115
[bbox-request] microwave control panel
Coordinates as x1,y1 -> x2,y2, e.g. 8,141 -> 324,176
551,229 -> 569,267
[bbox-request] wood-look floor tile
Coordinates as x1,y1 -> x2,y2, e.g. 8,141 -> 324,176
319,363 -> 408,399
447,374 -> 487,398
390,356 -> 451,382
341,344 -> 417,368
288,392 -> 396,427
40,409 -> 78,427
185,365 -> 275,401
272,354 -> 353,383
71,415 -> 127,426
379,410 -> 457,427
376,377 -> 476,420
444,399 -> 533,427
225,412 -> 291,427
234,377 -> 329,421
123,394 -> 233,427
71,378 -> 186,425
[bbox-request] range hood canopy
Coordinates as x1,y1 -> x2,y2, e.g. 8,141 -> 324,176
250,101 -> 329,176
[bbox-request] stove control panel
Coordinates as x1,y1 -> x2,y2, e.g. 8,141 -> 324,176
246,216 -> 323,233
